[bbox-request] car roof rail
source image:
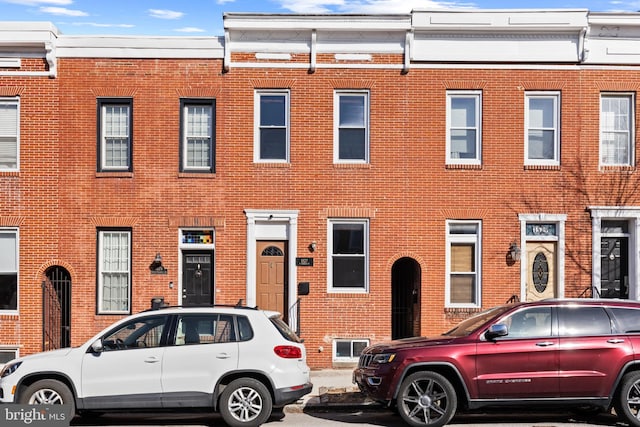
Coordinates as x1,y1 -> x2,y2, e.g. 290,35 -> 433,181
145,299 -> 258,312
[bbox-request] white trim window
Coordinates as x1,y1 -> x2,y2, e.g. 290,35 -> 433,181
600,93 -> 634,167
446,91 -> 482,165
334,91 -> 369,163
0,229 -> 18,312
328,219 -> 369,292
525,92 -> 560,166
98,99 -> 133,172
446,221 -> 481,307
181,99 -> 215,173
0,97 -> 19,171
254,90 -> 289,162
98,229 -> 131,314
333,339 -> 369,362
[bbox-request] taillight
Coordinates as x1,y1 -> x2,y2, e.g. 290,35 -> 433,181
274,345 -> 302,359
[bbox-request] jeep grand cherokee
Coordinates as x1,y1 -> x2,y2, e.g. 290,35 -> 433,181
353,299 -> 640,427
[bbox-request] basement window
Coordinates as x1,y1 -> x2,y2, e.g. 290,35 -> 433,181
333,339 -> 369,362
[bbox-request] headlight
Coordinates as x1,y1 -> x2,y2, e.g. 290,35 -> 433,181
0,361 -> 22,378
372,353 -> 396,364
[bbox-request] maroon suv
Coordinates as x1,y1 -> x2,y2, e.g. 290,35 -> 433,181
353,299 -> 640,427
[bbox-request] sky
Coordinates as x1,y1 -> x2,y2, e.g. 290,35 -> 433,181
1,0 -> 639,37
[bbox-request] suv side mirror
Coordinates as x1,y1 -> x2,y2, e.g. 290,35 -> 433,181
90,339 -> 104,353
485,324 -> 508,341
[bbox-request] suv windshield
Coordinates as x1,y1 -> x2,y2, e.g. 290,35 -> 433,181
443,305 -> 513,337
270,315 -> 302,343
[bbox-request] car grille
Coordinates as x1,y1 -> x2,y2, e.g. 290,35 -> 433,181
359,353 -> 374,368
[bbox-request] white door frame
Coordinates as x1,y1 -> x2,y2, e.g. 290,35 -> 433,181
244,209 -> 299,319
589,206 -> 640,300
518,214 -> 566,300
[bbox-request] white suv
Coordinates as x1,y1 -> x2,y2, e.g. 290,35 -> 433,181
0,305 -> 312,427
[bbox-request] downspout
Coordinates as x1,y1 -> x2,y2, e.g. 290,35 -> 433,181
223,28 -> 230,73
403,29 -> 412,74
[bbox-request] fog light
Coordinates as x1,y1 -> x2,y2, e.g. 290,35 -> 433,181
367,377 -> 382,386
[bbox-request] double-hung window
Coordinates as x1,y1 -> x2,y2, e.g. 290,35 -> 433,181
446,221 -> 481,307
334,91 -> 369,163
446,91 -> 481,165
0,98 -> 19,171
525,92 -> 560,166
98,229 -> 131,314
328,219 -> 368,292
600,93 -> 634,167
255,91 -> 289,162
0,229 -> 18,311
180,99 -> 215,173
98,99 -> 132,172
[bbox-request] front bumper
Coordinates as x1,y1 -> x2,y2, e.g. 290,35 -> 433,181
0,379 -> 17,403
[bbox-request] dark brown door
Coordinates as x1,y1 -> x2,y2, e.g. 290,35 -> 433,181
256,241 -> 286,316
182,251 -> 214,306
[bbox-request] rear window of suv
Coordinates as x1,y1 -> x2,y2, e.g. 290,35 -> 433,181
609,307 -> 640,333
558,306 -> 612,336
270,316 -> 302,343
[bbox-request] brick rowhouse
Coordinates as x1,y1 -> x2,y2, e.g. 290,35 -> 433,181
1,9 -> 639,368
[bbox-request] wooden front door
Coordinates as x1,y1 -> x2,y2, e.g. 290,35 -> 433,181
525,242 -> 557,301
256,241 -> 286,316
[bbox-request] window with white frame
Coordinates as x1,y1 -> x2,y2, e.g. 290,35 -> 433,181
181,99 -> 215,173
328,219 -> 368,292
446,91 -> 481,165
525,92 -> 560,166
600,93 -> 634,166
333,339 -> 369,362
0,347 -> 18,365
446,221 -> 481,307
98,99 -> 132,172
255,91 -> 289,162
98,229 -> 131,314
0,98 -> 19,171
334,91 -> 369,163
0,229 -> 18,311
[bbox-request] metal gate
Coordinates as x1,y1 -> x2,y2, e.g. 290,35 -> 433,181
42,266 -> 71,351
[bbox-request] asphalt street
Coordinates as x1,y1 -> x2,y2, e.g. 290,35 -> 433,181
70,407 -> 624,427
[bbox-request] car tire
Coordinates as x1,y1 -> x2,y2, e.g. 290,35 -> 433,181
617,371 -> 640,426
219,378 -> 272,427
19,379 -> 76,415
396,371 -> 457,427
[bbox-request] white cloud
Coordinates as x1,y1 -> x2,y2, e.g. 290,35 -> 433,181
175,27 -> 206,33
217,0 -> 236,4
148,9 -> 184,20
1,0 -> 72,5
277,0 -> 471,14
40,6 -> 88,17
71,22 -> 135,29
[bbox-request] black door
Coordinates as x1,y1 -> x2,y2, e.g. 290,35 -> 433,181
391,257 -> 421,339
182,251 -> 214,306
601,237 -> 629,299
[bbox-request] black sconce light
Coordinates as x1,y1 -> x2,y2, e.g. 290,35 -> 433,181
150,252 -> 167,274
509,241 -> 521,262
308,241 -> 317,252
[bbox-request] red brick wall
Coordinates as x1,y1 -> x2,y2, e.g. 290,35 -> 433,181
3,51 -> 639,368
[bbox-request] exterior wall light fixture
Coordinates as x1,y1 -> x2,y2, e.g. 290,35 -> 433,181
509,242 -> 521,262
308,241 -> 317,252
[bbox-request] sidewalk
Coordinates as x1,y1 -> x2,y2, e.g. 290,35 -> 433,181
285,369 -> 378,413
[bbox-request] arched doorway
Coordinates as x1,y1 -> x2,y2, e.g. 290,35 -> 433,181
392,257 -> 421,340
42,266 -> 71,350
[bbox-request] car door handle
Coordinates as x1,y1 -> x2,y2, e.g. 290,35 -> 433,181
607,339 -> 625,344
216,353 -> 231,359
144,356 -> 160,363
535,341 -> 555,347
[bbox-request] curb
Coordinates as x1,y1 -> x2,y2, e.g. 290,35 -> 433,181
284,389 -> 380,413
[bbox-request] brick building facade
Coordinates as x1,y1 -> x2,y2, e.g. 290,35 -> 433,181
1,9 -> 640,368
